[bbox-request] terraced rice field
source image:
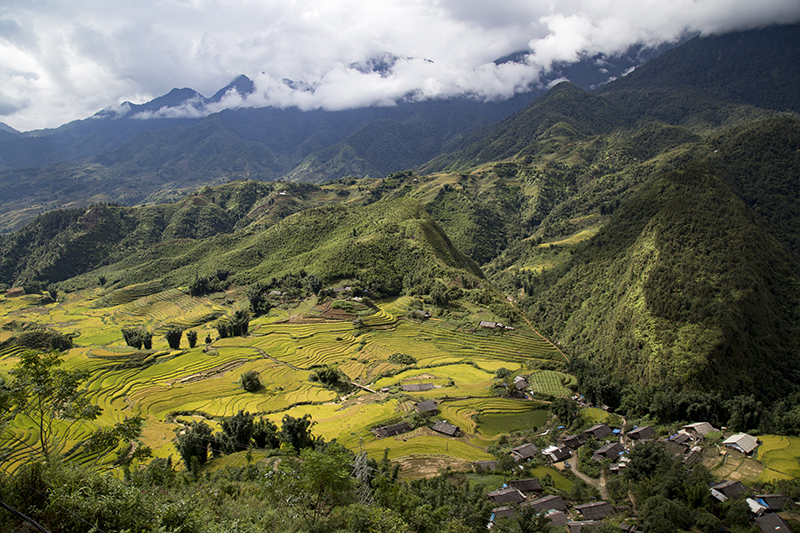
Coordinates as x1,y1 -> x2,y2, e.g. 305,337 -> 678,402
0,287 -> 569,473
757,435 -> 800,482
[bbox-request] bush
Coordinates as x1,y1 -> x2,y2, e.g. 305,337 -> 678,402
186,330 -> 198,348
165,327 -> 183,350
239,370 -> 262,392
388,353 -> 416,365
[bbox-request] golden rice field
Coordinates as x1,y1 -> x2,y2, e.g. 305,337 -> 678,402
0,287 -> 568,473
757,435 -> 800,482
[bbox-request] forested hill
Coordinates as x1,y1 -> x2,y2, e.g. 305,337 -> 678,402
525,161 -> 800,400
1,24 -> 800,405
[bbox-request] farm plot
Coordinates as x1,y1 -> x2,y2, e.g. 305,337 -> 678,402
757,435 -> 800,482
527,370 -> 575,398
0,288 -> 568,473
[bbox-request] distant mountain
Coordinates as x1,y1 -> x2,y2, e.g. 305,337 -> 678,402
0,122 -> 19,135
0,41 -> 682,231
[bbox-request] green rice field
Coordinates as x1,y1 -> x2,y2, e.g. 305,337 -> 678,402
757,435 -> 800,482
0,287 -> 568,474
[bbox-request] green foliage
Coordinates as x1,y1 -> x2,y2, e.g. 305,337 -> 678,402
189,269 -> 232,296
263,442 -> 356,526
185,329 -> 198,348
279,413 -> 316,452
220,410 -> 255,453
164,326 -> 183,350
5,350 -> 102,459
7,330 -> 73,352
551,397 -> 579,427
175,421 -> 212,473
216,309 -> 250,338
388,352 -> 416,365
238,370 -> 262,392
252,417 -> 280,449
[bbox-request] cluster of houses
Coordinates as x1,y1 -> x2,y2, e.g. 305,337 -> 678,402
371,394 -> 461,439
486,480 -> 618,532
478,421 -> 794,532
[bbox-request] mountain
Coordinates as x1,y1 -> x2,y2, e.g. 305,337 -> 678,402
0,182 -> 483,302
2,24 -> 800,405
0,42 -> 680,232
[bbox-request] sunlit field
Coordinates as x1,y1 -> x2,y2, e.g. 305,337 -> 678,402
0,287 -> 567,473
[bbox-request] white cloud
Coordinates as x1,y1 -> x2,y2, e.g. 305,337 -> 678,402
0,0 -> 798,130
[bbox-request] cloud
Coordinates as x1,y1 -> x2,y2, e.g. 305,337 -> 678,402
0,0 -> 798,130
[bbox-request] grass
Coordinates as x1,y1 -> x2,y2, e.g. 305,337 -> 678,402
0,287 -> 571,475
757,435 -> 800,482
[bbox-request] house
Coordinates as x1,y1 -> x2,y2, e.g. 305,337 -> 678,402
670,432 -> 692,445
568,521 -> 604,533
593,442 -> 624,461
479,321 -> 498,329
627,426 -> 655,441
683,446 -> 703,467
681,422 -> 718,439
755,513 -> 794,533
403,383 -> 435,392
543,445 -> 571,463
562,434 -> 586,449
488,486 -> 526,505
514,376 -> 529,390
748,498 -> 768,516
6,287 -> 24,298
510,443 -> 539,461
372,422 -> 412,438
415,399 -> 438,414
664,440 -> 689,456
507,478 -> 543,494
583,424 -> 613,439
755,494 -> 792,512
574,501 -> 613,520
544,510 -> 568,527
525,494 -> 568,513
491,506 -> 515,521
723,433 -> 759,455
432,420 -> 460,437
710,480 -> 748,502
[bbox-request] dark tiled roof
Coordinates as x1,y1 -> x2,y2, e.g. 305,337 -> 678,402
432,420 -> 460,436
373,422 -> 412,438
508,478 -> 543,493
415,399 -> 437,413
574,501 -> 613,520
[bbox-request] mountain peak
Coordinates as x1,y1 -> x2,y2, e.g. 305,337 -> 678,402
209,74 -> 255,103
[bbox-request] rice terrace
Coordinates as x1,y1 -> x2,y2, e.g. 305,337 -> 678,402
0,284 -> 569,475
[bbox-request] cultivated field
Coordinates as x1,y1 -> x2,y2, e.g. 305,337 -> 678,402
0,287 -> 568,475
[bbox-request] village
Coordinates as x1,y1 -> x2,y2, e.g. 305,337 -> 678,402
372,380 -> 794,533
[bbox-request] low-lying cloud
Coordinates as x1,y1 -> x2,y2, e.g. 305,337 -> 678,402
0,0 -> 798,131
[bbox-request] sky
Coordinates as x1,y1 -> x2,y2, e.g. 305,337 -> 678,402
1,0 -> 799,132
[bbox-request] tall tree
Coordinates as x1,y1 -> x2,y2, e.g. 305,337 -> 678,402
4,350 -> 101,460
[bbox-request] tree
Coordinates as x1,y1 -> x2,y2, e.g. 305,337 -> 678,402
239,370 -> 262,392
280,413 -> 316,451
4,350 -> 102,460
186,330 -> 198,348
121,327 -> 143,349
165,327 -> 183,350
252,417 -> 280,449
175,421 -> 212,474
264,442 -> 356,526
220,410 -> 255,453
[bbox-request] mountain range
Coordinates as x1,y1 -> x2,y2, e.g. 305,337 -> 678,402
1,23 -> 799,406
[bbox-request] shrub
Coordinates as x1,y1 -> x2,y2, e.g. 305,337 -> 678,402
165,327 -> 183,350
239,370 -> 262,392
388,353 -> 416,365
186,330 -> 198,348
